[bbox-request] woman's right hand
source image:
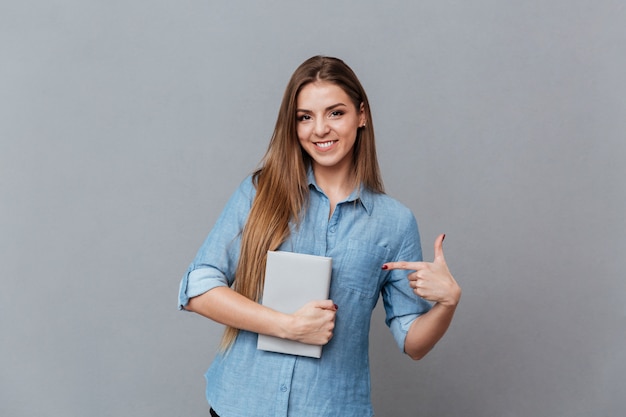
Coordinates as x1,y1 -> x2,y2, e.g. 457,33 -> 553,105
284,300 -> 337,345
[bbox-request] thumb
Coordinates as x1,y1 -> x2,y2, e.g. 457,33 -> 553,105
433,233 -> 446,263
317,299 -> 338,311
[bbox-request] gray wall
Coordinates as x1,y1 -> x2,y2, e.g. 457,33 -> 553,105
2,1 -> 624,416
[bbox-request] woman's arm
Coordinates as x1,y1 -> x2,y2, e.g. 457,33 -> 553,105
402,300 -> 458,360
186,287 -> 338,346
382,234 -> 461,360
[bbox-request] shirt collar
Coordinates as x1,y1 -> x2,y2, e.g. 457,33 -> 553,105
306,167 -> 374,216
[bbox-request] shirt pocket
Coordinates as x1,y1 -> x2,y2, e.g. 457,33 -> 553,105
336,239 -> 390,299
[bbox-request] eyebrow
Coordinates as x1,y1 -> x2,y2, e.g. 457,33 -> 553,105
296,103 -> 348,113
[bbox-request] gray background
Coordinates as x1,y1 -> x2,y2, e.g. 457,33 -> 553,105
1,1 -> 624,416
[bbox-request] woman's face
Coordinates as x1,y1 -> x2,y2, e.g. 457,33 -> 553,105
296,81 -> 365,173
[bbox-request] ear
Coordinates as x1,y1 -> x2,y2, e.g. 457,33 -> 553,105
358,102 -> 366,127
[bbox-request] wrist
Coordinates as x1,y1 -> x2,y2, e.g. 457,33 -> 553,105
440,286 -> 462,308
275,311 -> 295,340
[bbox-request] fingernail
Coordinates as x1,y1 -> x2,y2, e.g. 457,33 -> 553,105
442,234 -> 446,242
334,304 -> 339,310
381,265 -> 388,270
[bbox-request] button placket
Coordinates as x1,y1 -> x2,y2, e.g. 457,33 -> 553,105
326,205 -> 340,252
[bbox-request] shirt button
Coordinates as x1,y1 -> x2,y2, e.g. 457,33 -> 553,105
280,384 -> 288,392
329,226 -> 337,233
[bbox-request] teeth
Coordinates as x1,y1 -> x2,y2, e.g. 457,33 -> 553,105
317,141 -> 335,148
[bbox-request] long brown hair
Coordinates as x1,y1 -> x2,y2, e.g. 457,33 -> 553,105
220,56 -> 384,350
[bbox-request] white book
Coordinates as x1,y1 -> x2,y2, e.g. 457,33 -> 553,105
257,251 -> 332,358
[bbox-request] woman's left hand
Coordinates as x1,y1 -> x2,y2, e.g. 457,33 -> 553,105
383,234 -> 461,307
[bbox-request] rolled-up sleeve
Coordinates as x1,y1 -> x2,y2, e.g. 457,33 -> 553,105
178,177 -> 255,310
178,267 -> 230,310
382,212 -> 433,351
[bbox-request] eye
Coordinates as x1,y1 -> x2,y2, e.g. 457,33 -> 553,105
330,110 -> 344,118
297,114 -> 311,122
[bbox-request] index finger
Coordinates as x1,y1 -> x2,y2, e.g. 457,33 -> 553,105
382,261 -> 427,271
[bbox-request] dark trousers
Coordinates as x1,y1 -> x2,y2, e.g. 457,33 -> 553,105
209,408 -> 220,417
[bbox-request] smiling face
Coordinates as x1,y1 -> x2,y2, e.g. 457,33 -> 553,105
296,81 -> 365,176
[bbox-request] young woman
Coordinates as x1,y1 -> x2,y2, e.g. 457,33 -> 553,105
179,56 -> 461,417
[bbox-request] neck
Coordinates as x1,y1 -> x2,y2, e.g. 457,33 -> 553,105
312,162 -> 357,205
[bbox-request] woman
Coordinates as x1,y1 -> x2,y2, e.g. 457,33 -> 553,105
179,56 -> 461,417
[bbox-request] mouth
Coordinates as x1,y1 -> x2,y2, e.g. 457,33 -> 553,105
314,140 -> 337,150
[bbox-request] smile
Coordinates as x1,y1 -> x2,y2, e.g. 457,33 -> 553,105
315,140 -> 337,149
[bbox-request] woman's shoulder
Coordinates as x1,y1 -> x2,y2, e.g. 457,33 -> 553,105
370,191 -> 415,218
238,174 -> 256,192
232,174 -> 258,196
364,191 -> 420,246
360,190 -> 417,232
220,174 -> 257,210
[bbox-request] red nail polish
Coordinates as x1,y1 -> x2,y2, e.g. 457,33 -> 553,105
442,234 -> 446,242
334,304 -> 339,310
381,265 -> 388,270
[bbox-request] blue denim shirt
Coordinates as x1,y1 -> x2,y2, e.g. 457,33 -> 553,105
179,172 -> 432,417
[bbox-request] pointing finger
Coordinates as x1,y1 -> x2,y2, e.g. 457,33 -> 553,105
382,261 -> 427,271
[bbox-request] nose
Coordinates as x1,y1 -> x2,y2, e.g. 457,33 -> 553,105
314,118 -> 330,137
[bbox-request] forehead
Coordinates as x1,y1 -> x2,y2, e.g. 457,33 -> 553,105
296,81 -> 353,108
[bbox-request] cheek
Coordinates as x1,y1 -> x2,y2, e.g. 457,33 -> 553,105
338,122 -> 358,139
296,125 -> 310,143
